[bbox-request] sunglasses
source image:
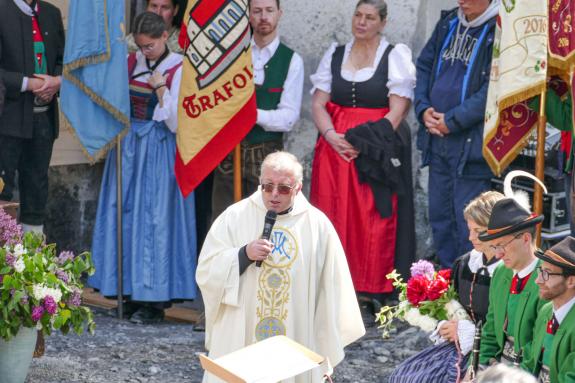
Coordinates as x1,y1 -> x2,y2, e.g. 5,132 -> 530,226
261,183 -> 294,195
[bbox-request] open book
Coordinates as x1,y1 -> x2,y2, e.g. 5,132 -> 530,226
199,335 -> 329,383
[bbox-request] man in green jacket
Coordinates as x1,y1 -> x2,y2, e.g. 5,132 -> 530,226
477,197 -> 547,367
522,236 -> 575,383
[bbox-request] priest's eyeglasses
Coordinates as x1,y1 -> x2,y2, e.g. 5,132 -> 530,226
537,267 -> 565,282
261,183 -> 294,195
489,232 -> 523,253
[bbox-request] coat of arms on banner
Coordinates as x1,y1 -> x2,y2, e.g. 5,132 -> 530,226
183,0 -> 250,89
176,0 -> 256,196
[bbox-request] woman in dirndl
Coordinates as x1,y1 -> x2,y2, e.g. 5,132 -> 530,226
89,12 -> 197,324
309,0 -> 415,308
389,191 -> 505,382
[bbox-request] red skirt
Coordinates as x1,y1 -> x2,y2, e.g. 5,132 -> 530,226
310,102 -> 397,293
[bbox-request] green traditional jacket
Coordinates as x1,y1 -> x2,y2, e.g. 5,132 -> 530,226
531,88 -> 573,172
522,301 -> 575,383
479,261 -> 547,365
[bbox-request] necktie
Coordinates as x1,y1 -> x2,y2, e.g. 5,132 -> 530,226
546,314 -> 559,335
510,274 -> 525,294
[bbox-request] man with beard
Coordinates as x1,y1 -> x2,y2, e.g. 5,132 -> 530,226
211,0 -> 304,219
521,237 -> 575,383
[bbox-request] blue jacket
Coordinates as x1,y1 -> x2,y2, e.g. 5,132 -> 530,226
414,8 -> 496,179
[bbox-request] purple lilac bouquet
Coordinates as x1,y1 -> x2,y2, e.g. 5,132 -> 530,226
0,208 -> 96,341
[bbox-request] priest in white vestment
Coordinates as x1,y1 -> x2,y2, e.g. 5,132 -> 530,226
197,151 -> 366,382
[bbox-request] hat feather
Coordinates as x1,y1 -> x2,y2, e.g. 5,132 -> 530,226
503,170 -> 548,212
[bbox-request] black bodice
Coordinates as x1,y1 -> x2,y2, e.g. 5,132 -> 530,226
452,252 -> 496,324
330,43 -> 393,108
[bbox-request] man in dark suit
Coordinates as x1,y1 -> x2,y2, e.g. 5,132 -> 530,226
0,0 -> 65,233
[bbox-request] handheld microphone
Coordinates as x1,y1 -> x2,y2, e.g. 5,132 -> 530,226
256,210 -> 277,267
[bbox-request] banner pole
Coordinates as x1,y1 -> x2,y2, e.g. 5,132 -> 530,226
233,144 -> 242,202
115,0 -> 131,320
533,88 -> 547,247
116,136 -> 124,319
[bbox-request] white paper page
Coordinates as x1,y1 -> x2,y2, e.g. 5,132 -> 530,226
214,336 -> 321,383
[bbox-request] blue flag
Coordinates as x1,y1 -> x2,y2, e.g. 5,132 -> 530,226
60,0 -> 130,161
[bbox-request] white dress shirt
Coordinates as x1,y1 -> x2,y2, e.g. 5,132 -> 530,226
554,295 -> 575,324
251,36 -> 304,132
309,37 -> 416,100
516,258 -> 539,279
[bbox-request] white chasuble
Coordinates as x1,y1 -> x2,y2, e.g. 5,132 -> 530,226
197,190 -> 365,382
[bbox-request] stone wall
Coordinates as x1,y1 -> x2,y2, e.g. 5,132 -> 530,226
46,164 -> 104,253
46,0 -> 458,257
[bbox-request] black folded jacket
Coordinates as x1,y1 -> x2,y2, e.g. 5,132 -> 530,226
345,118 -> 406,218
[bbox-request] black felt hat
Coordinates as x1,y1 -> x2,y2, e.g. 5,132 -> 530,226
535,236 -> 575,274
478,198 -> 544,241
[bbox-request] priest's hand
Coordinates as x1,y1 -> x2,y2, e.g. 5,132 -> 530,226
246,239 -> 273,263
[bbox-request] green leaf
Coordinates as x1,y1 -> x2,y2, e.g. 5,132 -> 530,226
53,315 -> 64,329
60,309 -> 71,323
2,274 -> 13,288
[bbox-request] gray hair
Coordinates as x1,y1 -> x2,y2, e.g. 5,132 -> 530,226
260,151 -> 303,184
477,364 -> 537,383
356,0 -> 387,20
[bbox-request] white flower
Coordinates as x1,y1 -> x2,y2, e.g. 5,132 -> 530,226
404,308 -> 423,327
32,284 -> 45,300
13,257 -> 25,273
403,307 -> 438,333
13,244 -> 26,256
36,321 -> 43,331
32,284 -> 63,303
398,300 -> 411,311
418,315 -> 439,332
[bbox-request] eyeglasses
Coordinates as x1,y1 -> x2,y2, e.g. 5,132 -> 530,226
489,232 -> 523,253
261,183 -> 294,195
537,266 -> 565,282
137,41 -> 157,52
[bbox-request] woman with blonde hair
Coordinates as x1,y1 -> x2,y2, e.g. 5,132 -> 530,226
389,191 -> 505,382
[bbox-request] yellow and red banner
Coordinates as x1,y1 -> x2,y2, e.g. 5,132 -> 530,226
483,0 -> 549,176
176,0 -> 256,196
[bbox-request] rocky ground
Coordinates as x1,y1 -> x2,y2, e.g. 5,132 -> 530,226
26,307 -> 432,383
